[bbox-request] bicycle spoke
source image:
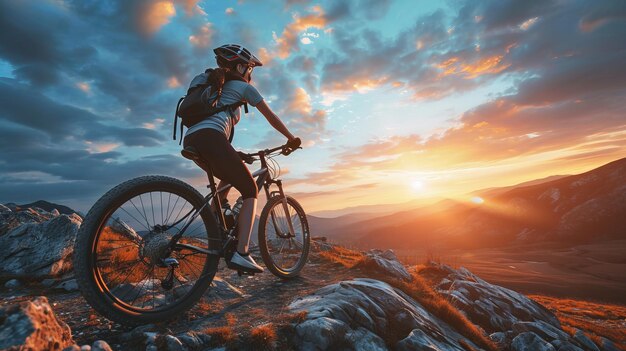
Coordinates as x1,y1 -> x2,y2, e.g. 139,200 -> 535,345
150,192 -> 156,227
120,206 -> 150,232
164,194 -> 180,225
129,266 -> 154,305
129,198 -> 151,232
160,192 -> 164,226
138,194 -> 151,229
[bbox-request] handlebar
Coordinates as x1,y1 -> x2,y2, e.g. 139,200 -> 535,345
238,142 -> 301,165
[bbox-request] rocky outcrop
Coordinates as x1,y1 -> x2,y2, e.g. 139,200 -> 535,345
288,278 -> 482,350
0,207 -> 55,236
434,264 -> 560,332
310,236 -> 334,252
0,209 -> 82,279
353,249 -> 412,281
0,296 -> 74,351
430,263 -> 604,351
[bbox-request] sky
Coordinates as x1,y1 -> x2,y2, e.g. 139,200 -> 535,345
0,0 -> 625,214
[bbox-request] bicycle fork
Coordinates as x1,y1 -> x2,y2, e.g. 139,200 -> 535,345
267,180 -> 296,238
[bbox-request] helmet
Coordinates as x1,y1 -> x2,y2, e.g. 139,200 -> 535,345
214,44 -> 263,67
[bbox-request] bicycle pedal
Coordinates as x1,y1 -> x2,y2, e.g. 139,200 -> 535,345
237,270 -> 255,277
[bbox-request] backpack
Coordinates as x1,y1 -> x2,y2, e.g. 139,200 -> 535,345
172,68 -> 248,144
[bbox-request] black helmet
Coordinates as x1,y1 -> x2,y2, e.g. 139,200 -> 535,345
214,44 -> 263,67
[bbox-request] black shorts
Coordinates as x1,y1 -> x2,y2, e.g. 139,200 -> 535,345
183,128 -> 258,199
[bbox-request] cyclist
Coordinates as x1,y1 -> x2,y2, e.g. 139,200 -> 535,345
183,44 -> 301,274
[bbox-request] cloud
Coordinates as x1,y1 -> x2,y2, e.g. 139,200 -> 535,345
188,23 -> 214,49
274,8 -> 327,59
0,78 -> 162,147
137,1 -> 176,35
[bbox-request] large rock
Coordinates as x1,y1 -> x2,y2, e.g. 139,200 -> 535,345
0,211 -> 82,279
433,264 -> 560,332
0,296 -> 74,351
289,278 -> 481,351
353,249 -> 412,281
0,207 -> 55,236
511,332 -> 555,351
430,263 -> 606,351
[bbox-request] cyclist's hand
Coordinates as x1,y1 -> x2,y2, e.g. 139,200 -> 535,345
286,137 -> 301,150
237,151 -> 255,164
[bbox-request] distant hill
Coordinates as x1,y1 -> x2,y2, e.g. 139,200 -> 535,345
471,174 -> 569,198
309,199 -> 429,218
332,157 -> 626,249
4,200 -> 77,215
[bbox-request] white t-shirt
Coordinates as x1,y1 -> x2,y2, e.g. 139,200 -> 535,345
185,80 -> 264,140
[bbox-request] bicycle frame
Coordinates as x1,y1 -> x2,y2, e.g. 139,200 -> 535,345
167,146 -> 295,259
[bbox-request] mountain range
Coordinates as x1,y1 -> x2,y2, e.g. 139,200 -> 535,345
3,200 -> 78,216
308,157 -> 626,249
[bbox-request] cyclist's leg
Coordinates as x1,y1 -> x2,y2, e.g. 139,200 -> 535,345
183,129 -> 258,253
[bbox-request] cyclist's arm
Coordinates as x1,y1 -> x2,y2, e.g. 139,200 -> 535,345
255,100 -> 296,140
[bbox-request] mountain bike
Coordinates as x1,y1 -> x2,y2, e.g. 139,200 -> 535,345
73,142 -> 310,326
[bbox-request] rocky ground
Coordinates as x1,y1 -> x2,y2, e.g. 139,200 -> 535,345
1,204 -> 624,350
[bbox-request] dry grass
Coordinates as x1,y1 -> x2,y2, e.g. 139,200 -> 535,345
317,245 -> 365,268
250,323 -> 277,350
201,312 -> 237,346
277,310 -> 308,324
530,295 -> 626,350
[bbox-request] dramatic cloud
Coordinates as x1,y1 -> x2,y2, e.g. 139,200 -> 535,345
1,0 -> 624,212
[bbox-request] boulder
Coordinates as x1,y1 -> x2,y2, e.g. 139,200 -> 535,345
0,207 -> 55,236
0,296 -> 74,351
344,327 -> 387,351
91,340 -> 113,351
511,332 -> 556,351
432,263 -> 560,333
310,237 -> 335,252
572,330 -> 600,351
0,213 -> 82,279
289,278 -> 480,351
598,337 -> 620,351
550,339 -> 584,351
426,263 -> 615,350
353,249 -> 412,281
56,278 -> 79,292
512,321 -> 570,342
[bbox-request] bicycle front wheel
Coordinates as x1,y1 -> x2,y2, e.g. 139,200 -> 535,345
258,195 -> 310,279
73,175 -> 221,326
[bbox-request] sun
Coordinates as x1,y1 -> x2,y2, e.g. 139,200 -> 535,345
471,196 -> 484,204
411,180 -> 424,191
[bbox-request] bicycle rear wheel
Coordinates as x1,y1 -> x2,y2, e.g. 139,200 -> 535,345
258,195 -> 310,279
73,175 -> 221,326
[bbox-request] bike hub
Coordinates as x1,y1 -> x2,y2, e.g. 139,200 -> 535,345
140,231 -> 173,266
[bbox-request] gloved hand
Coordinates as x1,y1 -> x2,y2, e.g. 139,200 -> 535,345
237,151 -> 255,164
286,137 -> 301,150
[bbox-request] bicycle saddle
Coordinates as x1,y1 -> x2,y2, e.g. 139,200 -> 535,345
181,146 -> 202,161
181,146 -> 212,173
